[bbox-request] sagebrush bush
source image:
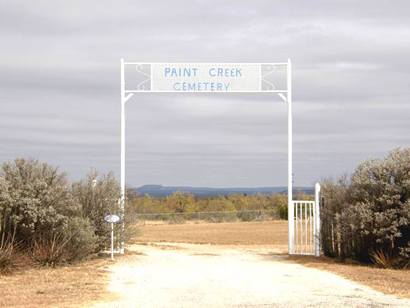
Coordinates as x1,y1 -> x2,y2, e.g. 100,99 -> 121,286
0,159 -> 120,268
0,159 -> 78,246
72,171 -> 120,250
31,217 -> 97,265
63,217 -> 97,261
321,148 -> 410,267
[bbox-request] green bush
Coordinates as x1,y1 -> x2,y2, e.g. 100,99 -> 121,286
0,159 -> 78,246
63,217 -> 97,261
0,159 -> 118,266
321,148 -> 410,267
72,171 -> 120,251
29,216 -> 97,266
237,210 -> 257,221
278,203 -> 288,220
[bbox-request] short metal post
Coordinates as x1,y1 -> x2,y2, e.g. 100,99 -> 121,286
111,222 -> 114,260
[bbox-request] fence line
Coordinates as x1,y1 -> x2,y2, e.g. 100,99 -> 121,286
126,209 -> 280,223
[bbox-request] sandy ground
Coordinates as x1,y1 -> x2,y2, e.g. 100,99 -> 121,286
95,243 -> 410,308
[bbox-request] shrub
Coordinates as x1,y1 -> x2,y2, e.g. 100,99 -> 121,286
0,159 -> 103,266
72,171 -> 120,251
167,214 -> 185,224
0,159 -> 78,247
31,233 -> 70,266
222,212 -> 238,222
0,233 -> 16,272
63,217 -> 97,261
204,215 -> 224,223
203,212 -> 237,223
278,204 -> 288,220
370,249 -> 396,269
31,217 -> 97,265
237,210 -> 259,221
321,148 -> 410,267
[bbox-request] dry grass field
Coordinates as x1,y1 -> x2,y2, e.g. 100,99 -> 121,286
135,220 -> 288,247
0,256 -> 115,307
289,255 -> 410,299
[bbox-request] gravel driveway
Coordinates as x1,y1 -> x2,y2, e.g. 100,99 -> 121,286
95,243 -> 410,307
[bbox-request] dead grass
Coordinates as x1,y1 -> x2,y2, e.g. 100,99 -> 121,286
0,256 -> 116,308
288,255 -> 410,299
137,220 -> 288,246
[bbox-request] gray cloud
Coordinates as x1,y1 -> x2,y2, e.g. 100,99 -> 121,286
1,0 -> 409,187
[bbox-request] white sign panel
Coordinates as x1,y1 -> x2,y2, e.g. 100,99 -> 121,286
104,214 -> 120,223
151,63 -> 261,92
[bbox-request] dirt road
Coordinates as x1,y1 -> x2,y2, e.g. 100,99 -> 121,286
94,243 -> 410,307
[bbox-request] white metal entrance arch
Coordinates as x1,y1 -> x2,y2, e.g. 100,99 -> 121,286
119,60 -> 320,256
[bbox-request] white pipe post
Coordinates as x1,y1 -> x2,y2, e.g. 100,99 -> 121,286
287,59 -> 294,255
120,58 -> 125,254
111,222 -> 114,260
314,182 -> 321,256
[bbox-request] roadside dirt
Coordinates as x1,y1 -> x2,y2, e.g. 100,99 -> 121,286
0,257 -> 115,308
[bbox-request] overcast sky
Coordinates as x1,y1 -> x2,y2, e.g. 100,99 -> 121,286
1,1 -> 409,188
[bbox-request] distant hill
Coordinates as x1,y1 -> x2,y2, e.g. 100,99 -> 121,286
134,185 -> 314,197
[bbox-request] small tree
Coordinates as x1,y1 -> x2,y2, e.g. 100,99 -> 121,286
321,148 -> 410,267
349,149 -> 410,262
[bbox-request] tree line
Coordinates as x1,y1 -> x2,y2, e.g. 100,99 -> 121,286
126,191 -> 294,223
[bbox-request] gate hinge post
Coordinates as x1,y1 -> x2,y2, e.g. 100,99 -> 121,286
314,183 -> 321,256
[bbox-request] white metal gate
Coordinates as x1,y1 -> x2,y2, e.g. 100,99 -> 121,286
290,183 -> 321,256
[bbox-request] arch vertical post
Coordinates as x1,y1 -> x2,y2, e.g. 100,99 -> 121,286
287,59 -> 294,255
120,58 -> 125,254
314,182 -> 321,256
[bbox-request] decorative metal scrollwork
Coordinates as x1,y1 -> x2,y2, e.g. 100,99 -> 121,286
261,64 -> 287,92
134,64 -> 151,91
